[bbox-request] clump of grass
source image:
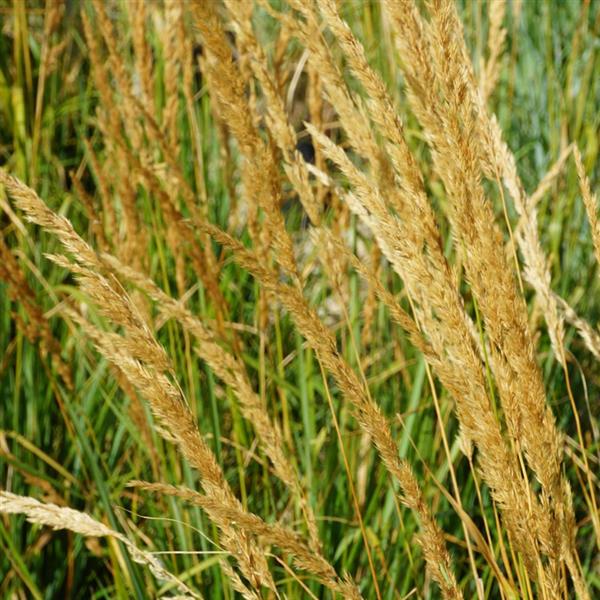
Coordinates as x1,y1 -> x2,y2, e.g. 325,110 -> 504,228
0,1 -> 598,598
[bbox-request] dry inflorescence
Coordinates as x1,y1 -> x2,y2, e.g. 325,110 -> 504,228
1,1 -> 597,598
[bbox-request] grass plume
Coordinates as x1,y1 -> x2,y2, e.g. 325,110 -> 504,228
0,1 -> 598,598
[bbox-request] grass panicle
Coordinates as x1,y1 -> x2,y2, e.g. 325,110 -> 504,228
0,1 -> 598,598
